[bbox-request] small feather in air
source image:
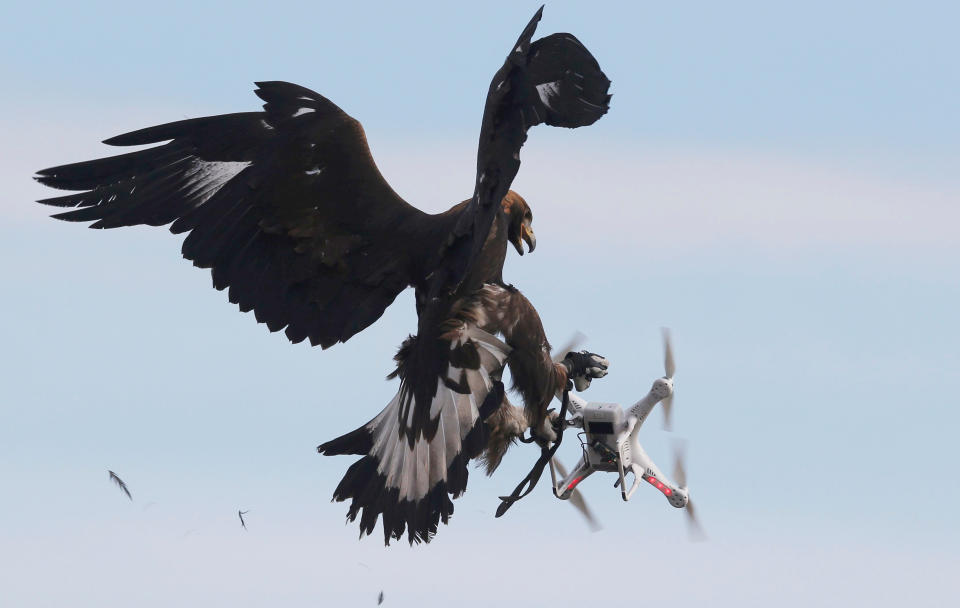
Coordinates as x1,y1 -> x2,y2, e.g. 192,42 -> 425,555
108,470 -> 132,500
238,510 -> 249,530
378,591 -> 384,605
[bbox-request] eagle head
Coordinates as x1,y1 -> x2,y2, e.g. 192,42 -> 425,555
502,191 -> 536,256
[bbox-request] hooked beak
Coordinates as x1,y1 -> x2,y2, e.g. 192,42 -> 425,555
512,221 -> 536,255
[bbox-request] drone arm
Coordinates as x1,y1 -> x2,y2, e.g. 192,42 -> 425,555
628,439 -> 689,508
567,391 -> 588,413
556,388 -> 587,415
627,390 -> 661,426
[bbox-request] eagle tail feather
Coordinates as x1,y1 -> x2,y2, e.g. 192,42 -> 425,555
318,326 -> 510,545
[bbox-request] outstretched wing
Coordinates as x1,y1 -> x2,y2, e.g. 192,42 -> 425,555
36,82 -> 448,348
430,6 -> 611,298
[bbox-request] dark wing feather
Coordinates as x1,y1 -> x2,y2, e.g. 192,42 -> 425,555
108,470 -> 132,500
429,6 -> 611,298
36,82 -> 448,348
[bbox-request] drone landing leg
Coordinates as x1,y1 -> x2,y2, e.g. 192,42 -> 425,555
621,463 -> 645,501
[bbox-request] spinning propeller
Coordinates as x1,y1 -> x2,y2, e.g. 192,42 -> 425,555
552,458 -> 601,531
661,328 -> 676,430
550,330 -> 588,365
673,440 -> 705,541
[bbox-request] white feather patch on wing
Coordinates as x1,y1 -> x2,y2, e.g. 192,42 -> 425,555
536,81 -> 563,111
181,159 -> 251,206
365,327 -> 510,501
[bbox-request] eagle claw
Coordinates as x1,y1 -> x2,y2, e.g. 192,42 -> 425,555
561,350 -> 609,392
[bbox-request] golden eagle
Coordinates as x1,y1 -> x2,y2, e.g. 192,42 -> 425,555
35,8 -> 611,544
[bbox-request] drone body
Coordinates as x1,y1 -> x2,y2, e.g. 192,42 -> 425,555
553,394 -> 687,509
549,331 -> 700,530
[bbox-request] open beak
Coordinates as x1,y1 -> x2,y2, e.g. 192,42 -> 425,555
512,221 -> 536,255
523,223 -> 536,253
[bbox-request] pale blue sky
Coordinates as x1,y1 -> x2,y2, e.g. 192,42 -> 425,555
2,1 -> 958,606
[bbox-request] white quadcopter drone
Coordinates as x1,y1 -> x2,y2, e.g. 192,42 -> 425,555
547,330 -> 702,534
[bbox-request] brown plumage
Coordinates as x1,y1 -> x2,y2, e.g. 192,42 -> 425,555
35,8 -> 610,544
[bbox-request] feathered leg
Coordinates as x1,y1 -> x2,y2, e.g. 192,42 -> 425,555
479,393 -> 528,474
476,284 -> 569,437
